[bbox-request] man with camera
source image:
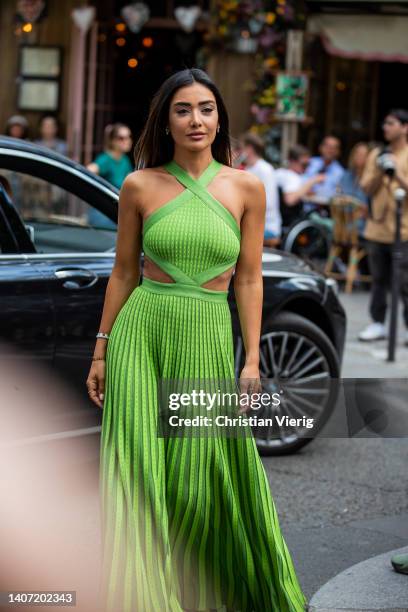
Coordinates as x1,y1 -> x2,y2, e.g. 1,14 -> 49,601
358,109 -> 408,344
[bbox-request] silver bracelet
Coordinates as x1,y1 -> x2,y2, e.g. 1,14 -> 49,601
96,332 -> 110,340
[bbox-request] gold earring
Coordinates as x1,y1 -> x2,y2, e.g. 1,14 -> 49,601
217,126 -> 220,133
165,127 -> 169,135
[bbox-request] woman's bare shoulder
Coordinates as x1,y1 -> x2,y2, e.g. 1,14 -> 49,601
120,167 -> 171,214
122,166 -> 165,189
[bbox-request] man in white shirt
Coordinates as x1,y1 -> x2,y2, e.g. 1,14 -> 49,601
241,133 -> 281,247
276,144 -> 325,207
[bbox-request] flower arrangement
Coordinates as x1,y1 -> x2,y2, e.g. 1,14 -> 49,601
202,0 -> 306,162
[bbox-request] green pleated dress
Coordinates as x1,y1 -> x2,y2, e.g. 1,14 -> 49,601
99,157 -> 308,612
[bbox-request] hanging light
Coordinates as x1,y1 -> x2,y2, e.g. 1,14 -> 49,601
115,22 -> 126,32
22,22 -> 32,33
142,37 -> 153,47
116,37 -> 126,47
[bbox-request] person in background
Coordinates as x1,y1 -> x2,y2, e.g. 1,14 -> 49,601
231,137 -> 246,169
276,144 -> 325,205
32,115 -> 69,215
303,135 -> 345,212
276,144 -> 325,229
240,132 -> 281,247
35,114 -> 68,156
3,116 -> 30,209
358,109 -> 408,344
86,123 -> 133,229
87,123 -> 133,188
5,115 -> 29,140
337,141 -> 370,236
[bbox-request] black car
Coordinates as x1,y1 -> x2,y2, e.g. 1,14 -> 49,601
0,137 -> 346,455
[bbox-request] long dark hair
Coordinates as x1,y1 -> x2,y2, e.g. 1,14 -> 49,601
134,68 -> 232,169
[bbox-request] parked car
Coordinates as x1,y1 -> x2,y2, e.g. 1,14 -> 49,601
0,137 -> 346,455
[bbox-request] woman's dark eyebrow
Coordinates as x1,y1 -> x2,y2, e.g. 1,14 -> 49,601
173,100 -> 215,107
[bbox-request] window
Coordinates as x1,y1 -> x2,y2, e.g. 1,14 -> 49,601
0,169 -> 117,254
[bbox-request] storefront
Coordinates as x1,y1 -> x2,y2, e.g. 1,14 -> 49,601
0,1 -> 303,164
0,0 -> 214,162
300,0 -> 408,158
4,1 -> 408,166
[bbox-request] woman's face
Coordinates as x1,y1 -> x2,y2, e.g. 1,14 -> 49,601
112,127 -> 133,153
9,124 -> 25,139
352,144 -> 369,171
41,117 -> 58,140
168,83 -> 219,152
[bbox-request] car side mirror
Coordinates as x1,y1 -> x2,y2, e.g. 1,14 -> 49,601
24,224 -> 35,243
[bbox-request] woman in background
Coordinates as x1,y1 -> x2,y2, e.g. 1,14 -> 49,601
5,115 -> 29,140
87,123 -> 133,229
337,141 -> 370,235
35,114 -> 68,156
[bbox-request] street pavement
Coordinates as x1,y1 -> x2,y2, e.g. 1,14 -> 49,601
263,288 -> 408,610
340,289 -> 408,378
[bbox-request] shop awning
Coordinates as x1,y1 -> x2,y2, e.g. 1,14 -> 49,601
307,14 -> 408,62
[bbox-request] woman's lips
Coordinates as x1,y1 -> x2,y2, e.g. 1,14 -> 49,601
188,133 -> 205,140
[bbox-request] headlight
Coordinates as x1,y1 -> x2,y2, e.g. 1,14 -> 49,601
325,277 -> 339,296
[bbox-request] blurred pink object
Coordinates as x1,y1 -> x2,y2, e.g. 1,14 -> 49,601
0,344 -> 102,611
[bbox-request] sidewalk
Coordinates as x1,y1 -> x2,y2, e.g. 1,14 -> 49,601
305,290 -> 408,610
339,291 -> 408,378
300,510 -> 408,610
309,543 -> 408,611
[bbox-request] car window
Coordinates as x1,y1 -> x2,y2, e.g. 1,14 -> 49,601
0,169 -> 117,254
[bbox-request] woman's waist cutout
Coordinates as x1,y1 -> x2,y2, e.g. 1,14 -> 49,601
140,277 -> 229,302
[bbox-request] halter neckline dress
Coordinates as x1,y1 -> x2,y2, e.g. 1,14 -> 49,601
99,157 -> 307,612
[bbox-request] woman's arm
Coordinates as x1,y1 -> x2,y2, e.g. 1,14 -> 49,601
87,162 -> 100,174
233,172 -> 266,395
93,172 -> 143,355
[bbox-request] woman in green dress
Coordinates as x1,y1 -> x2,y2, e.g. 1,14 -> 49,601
86,68 -> 308,612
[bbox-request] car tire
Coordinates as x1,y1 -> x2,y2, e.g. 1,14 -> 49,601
236,311 -> 340,456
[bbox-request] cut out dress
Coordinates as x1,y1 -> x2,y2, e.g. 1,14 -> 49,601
99,157 -> 308,612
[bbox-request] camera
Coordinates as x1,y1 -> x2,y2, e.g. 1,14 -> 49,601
377,152 -> 396,177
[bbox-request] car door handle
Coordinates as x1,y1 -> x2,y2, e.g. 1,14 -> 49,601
54,268 -> 98,290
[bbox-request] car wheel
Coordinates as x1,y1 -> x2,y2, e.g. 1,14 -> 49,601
283,220 -> 330,261
235,311 -> 340,455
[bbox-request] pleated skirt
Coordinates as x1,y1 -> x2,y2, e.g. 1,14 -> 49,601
99,278 -> 308,612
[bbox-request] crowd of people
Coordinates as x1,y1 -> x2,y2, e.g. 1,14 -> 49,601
2,114 -> 134,226
2,108 -> 408,346
234,132 -> 373,243
235,108 -> 408,346
5,113 -> 68,154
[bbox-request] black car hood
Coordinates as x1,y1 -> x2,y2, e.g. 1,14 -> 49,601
262,249 -> 321,277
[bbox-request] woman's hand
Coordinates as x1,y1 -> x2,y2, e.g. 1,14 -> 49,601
238,363 -> 262,414
86,360 -> 106,409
